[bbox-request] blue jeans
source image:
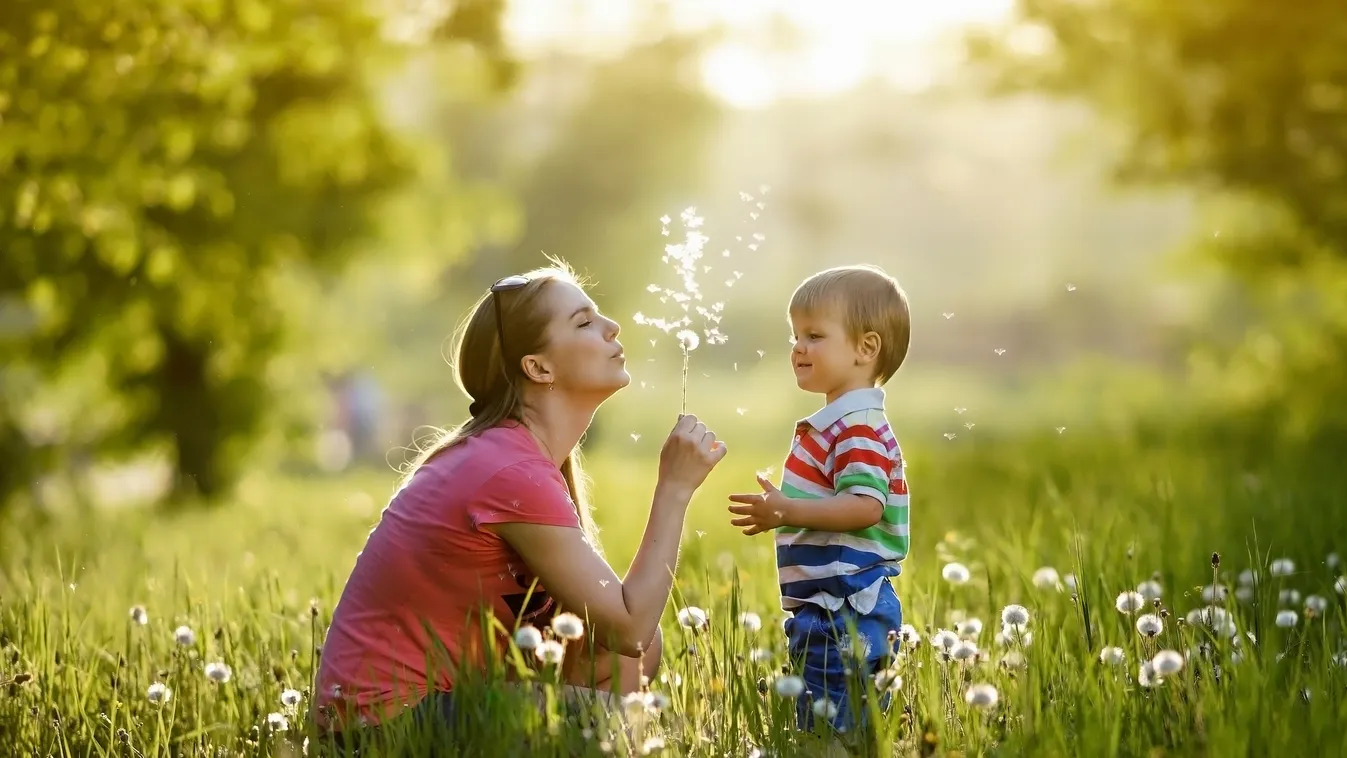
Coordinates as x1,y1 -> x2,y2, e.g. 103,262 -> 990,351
785,582 -> 903,734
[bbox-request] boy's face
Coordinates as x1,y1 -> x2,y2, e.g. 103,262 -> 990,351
788,308 -> 871,400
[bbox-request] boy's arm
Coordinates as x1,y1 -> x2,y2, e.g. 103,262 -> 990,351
783,418 -> 891,532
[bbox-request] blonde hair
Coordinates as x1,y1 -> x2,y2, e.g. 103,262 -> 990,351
401,258 -> 598,542
789,264 -> 911,384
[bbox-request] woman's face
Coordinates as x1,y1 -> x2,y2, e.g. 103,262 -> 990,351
535,281 -> 629,399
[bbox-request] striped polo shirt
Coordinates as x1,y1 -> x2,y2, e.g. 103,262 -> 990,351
776,387 -> 910,615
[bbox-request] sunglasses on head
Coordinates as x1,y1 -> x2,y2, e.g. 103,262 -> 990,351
490,275 -> 529,363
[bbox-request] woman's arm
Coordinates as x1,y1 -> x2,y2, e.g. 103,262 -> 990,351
492,414 -> 725,658
491,481 -> 692,657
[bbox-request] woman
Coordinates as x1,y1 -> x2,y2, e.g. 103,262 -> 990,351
312,261 -> 727,737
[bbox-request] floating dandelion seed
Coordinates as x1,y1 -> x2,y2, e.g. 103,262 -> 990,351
954,407 -> 967,414
514,626 -> 542,650
1056,426 -> 1067,434
1136,613 -> 1164,637
1270,558 -> 1294,577
551,612 -> 585,641
630,433 -> 640,442
1152,650 -> 1184,676
204,662 -> 232,683
942,562 -> 971,585
1066,283 -> 1077,291
994,348 -> 1006,356
129,605 -> 148,625
736,407 -> 747,415
1275,610 -> 1298,628
964,683 -> 999,709
774,675 -> 805,697
944,432 -> 957,440
1099,647 -> 1126,666
677,606 -> 709,631
943,312 -> 955,319
1115,591 -> 1146,614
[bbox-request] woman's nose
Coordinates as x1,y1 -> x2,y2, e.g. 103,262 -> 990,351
604,316 -> 620,339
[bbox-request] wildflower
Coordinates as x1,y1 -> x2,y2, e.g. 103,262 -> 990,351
1201,584 -> 1229,603
266,712 -> 289,732
535,640 -> 565,665
1115,591 -> 1146,614
551,612 -> 585,641
1136,581 -> 1163,602
1137,661 -> 1160,688
1269,558 -> 1294,577
951,640 -> 978,661
129,606 -> 149,626
173,625 -> 196,646
514,626 -> 542,650
204,662 -> 232,683
739,612 -> 762,633
1279,589 -> 1302,606
1031,567 -> 1060,590
147,682 -> 172,705
773,675 -> 805,697
1136,614 -> 1163,638
932,629 -> 959,652
964,683 -> 999,708
676,606 -> 708,631
1099,647 -> 1126,666
812,697 -> 839,720
956,618 -> 983,638
1275,610 -> 1298,628
898,624 -> 921,646
1304,595 -> 1328,614
1151,650 -> 1183,676
942,562 -> 971,584
675,330 -> 699,352
1001,604 -> 1030,627
281,689 -> 302,708
874,668 -> 902,691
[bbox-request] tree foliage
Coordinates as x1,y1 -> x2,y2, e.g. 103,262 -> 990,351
0,0 -> 509,509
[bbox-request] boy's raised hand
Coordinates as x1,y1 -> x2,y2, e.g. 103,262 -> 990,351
727,473 -> 792,535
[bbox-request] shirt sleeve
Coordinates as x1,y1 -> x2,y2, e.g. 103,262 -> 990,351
470,458 -> 583,530
832,412 -> 893,505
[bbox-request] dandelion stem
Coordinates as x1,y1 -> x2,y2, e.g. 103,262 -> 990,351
680,346 -> 689,415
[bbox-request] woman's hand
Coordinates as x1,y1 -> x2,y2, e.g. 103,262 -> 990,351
657,413 -> 728,497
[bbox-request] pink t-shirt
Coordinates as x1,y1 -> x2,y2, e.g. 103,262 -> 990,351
313,423 -> 580,728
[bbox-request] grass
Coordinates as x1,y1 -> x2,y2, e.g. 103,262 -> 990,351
2,423 -> 1346,756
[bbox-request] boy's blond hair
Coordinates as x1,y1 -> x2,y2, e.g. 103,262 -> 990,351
789,264 -> 910,384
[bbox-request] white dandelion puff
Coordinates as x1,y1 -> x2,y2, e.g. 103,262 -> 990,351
1151,650 -> 1184,676
951,640 -> 979,661
964,683 -> 999,709
1136,613 -> 1164,637
266,712 -> 289,732
773,675 -> 805,697
1099,647 -> 1126,666
999,651 -> 1026,669
281,689 -> 302,708
898,624 -> 921,646
1269,558 -> 1295,577
1334,576 -> 1346,594
874,668 -> 902,692
1115,591 -> 1146,614
1137,661 -> 1160,688
514,625 -> 542,650
535,640 -> 565,665
738,612 -> 762,633
676,329 -> 699,353
1201,584 -> 1229,603
932,629 -> 960,652
1032,567 -> 1061,590
956,618 -> 983,638
551,612 -> 585,641
812,697 -> 839,720
1001,604 -> 1030,627
676,606 -> 708,631
1326,552 -> 1340,569
1275,610 -> 1298,628
1305,595 -> 1328,613
173,625 -> 196,646
204,662 -> 232,683
1137,581 -> 1163,601
1063,574 -> 1078,590
129,606 -> 149,626
1237,569 -> 1259,587
147,682 -> 171,704
1279,589 -> 1302,606
942,562 -> 971,584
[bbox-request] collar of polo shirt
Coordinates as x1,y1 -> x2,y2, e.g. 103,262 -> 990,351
798,387 -> 886,432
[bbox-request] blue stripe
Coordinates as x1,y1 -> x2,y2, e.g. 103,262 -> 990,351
776,543 -> 885,570
781,565 -> 899,601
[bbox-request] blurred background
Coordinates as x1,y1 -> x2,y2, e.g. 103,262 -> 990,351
3,0 -> 1345,522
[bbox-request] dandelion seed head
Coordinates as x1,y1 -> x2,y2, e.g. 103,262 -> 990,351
535,640 -> 565,665
956,618 -> 983,638
1334,576 -> 1346,594
874,667 -> 902,691
812,697 -> 839,720
1063,573 -> 1078,590
1269,558 -> 1294,577
1137,661 -> 1160,688
1099,647 -> 1126,666
280,688 -> 302,708
1275,610 -> 1298,628
951,640 -> 979,661
551,612 -> 585,641
898,624 -> 921,646
266,712 -> 289,732
738,612 -> 762,633
1305,595 -> 1328,613
1136,613 -> 1164,638
999,651 -> 1026,669
964,683 -> 999,708
173,625 -> 196,646
1115,591 -> 1146,614
514,625 -> 542,650
146,682 -> 171,704
1137,581 -> 1163,601
1032,567 -> 1060,590
1001,604 -> 1031,627
1201,584 -> 1229,603
932,629 -> 960,651
773,675 -> 805,697
1326,552 -> 1340,569
129,605 -> 148,625
677,606 -> 708,631
942,562 -> 971,584
1279,589 -> 1301,606
204,662 -> 232,683
1152,650 -> 1184,676
1237,569 -> 1258,587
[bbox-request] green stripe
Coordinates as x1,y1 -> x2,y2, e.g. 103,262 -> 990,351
780,482 -> 822,500
835,472 -> 887,495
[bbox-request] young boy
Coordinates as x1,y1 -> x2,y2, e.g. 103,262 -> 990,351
727,264 -> 910,734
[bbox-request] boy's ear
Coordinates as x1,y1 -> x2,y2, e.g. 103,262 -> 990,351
857,331 -> 881,363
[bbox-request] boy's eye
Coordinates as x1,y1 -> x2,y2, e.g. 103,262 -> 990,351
579,320 -> 592,328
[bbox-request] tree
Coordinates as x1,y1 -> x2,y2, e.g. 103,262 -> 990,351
0,0 -> 511,510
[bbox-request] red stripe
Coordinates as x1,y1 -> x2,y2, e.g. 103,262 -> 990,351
836,424 -> 885,444
796,432 -> 829,464
835,448 -> 889,470
891,477 -> 908,496
785,453 -> 831,489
